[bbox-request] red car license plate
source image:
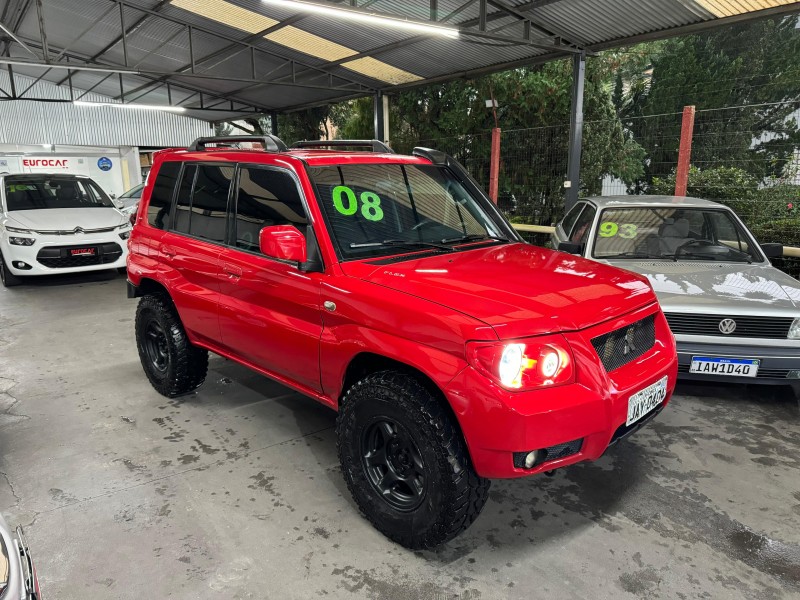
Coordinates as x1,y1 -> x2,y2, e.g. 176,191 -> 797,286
70,248 -> 96,256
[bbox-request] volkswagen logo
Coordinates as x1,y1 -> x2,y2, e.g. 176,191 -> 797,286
718,318 -> 737,335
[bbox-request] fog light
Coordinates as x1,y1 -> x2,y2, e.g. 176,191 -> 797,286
787,370 -> 800,379
12,261 -> 32,270
119,231 -> 130,240
524,450 -> 540,469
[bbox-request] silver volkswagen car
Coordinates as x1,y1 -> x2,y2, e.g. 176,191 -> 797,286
552,195 -> 800,397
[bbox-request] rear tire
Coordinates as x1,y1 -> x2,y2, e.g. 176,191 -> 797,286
135,294 -> 208,397
337,370 -> 490,549
0,252 -> 21,287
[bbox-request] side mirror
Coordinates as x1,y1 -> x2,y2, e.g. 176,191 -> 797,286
557,241 -> 584,255
259,225 -> 307,264
761,243 -> 783,259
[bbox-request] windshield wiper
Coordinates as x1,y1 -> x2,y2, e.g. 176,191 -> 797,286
603,251 -> 676,261
349,239 -> 454,251
440,233 -> 509,244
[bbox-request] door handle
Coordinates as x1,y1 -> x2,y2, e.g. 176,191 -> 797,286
161,244 -> 175,259
223,263 -> 243,279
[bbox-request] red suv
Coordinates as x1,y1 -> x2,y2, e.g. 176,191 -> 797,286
127,136 -> 677,549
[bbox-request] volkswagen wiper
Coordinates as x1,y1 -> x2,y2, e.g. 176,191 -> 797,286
349,239 -> 454,251
440,233 -> 509,244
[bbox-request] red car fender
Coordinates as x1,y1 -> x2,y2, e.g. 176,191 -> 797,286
320,324 -> 470,407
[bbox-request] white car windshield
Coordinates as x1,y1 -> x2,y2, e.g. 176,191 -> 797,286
5,176 -> 114,211
592,207 -> 762,263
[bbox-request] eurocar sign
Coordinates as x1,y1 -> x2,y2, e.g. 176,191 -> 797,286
22,158 -> 69,167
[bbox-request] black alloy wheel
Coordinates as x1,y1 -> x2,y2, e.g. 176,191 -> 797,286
143,319 -> 169,373
361,417 -> 426,512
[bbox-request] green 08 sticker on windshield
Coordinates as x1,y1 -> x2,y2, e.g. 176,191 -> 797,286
599,221 -> 638,239
332,185 -> 384,222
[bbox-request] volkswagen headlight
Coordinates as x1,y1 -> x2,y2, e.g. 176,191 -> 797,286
789,318 -> 800,339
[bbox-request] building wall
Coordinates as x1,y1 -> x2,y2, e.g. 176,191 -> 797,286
0,71 -> 211,147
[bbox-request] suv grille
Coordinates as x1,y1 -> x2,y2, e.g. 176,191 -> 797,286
591,314 -> 656,372
37,243 -> 123,269
665,313 -> 793,339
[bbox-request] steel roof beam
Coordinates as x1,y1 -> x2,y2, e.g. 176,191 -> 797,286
100,0 -> 371,89
6,38 -> 273,114
54,0 -> 172,87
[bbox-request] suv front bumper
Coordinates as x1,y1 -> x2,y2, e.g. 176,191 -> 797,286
446,307 -> 678,479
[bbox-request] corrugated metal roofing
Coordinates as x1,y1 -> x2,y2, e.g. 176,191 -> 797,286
2,0 -> 798,119
0,70 -> 211,146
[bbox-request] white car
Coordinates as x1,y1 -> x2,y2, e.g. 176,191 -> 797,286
0,173 -> 131,287
114,183 -> 143,219
552,195 -> 800,397
0,513 -> 40,599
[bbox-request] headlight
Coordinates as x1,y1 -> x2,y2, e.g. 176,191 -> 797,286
789,318 -> 800,339
467,335 -> 575,390
9,236 -> 35,246
6,226 -> 31,234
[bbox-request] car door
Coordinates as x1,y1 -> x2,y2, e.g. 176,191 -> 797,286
217,164 -> 324,393
159,162 -> 233,345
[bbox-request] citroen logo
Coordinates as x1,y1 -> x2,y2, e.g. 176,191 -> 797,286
73,226 -> 84,234
719,319 -> 737,335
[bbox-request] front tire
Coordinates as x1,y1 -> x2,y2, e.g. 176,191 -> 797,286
0,252 -> 22,287
337,371 -> 490,549
135,294 -> 208,397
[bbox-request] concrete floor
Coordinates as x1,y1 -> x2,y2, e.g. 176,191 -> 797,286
0,273 -> 799,600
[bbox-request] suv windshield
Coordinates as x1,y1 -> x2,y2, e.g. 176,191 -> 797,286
592,206 -> 762,263
4,176 -> 113,211
308,163 -> 505,259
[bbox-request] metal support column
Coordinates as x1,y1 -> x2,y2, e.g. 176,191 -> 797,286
270,111 -> 279,136
373,91 -> 384,142
565,51 -> 585,212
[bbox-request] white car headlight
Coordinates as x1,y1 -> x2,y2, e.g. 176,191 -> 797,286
789,318 -> 800,339
6,226 -> 31,234
9,236 -> 35,246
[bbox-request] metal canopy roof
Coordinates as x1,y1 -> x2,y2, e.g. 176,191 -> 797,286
1,0 -> 798,121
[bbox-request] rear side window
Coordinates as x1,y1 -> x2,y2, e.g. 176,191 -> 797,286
561,202 -> 584,237
147,162 -> 180,229
233,167 -> 308,253
570,205 -> 596,244
172,164 -> 234,243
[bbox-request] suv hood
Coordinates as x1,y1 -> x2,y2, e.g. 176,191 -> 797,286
342,243 -> 655,338
605,260 -> 800,315
5,207 -> 125,231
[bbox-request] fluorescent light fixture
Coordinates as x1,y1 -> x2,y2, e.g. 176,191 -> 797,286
73,100 -> 186,113
262,0 -> 460,38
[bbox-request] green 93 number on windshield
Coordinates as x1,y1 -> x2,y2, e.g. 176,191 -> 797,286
332,185 -> 384,222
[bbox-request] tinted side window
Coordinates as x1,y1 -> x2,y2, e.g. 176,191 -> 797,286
570,205 -> 596,244
233,167 -> 308,253
561,203 -> 584,237
189,165 -> 233,243
173,164 -> 196,236
171,164 -> 233,243
146,162 -> 180,229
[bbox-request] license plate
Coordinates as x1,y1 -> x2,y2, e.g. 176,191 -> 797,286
627,375 -> 668,426
70,247 -> 96,256
689,356 -> 759,377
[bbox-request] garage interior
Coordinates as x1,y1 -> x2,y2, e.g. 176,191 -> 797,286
1,1 -> 800,599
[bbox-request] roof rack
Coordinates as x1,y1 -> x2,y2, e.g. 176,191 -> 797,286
188,135 -> 287,152
290,139 -> 394,153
